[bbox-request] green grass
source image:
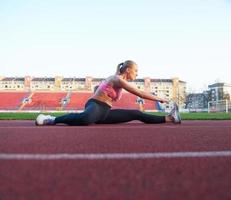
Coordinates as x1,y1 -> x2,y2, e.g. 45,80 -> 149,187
179,112 -> 231,120
150,112 -> 231,120
0,112 -> 66,120
0,112 -> 231,120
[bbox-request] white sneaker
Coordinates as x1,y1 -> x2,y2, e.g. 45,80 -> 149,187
35,114 -> 56,126
169,103 -> 181,124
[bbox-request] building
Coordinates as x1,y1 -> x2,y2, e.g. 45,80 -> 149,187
0,77 -> 25,91
208,83 -> 231,102
185,82 -> 231,112
185,92 -> 210,112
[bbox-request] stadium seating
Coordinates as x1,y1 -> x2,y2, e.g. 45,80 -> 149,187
0,91 -> 158,111
65,92 -> 92,110
23,92 -> 67,110
0,92 -> 29,110
65,92 -> 157,111
113,92 -> 157,111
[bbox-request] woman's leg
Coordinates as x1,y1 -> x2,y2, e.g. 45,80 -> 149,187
55,99 -> 110,125
97,109 -> 166,124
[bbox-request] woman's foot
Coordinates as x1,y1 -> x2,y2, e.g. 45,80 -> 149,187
35,114 -> 56,126
167,103 -> 181,124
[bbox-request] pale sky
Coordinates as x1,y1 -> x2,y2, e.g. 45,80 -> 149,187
0,0 -> 231,92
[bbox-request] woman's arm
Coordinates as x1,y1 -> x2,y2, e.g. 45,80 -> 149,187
117,77 -> 168,103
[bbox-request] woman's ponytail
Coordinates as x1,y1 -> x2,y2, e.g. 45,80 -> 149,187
116,62 -> 124,75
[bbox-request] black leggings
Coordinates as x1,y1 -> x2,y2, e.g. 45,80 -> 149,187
55,98 -> 165,126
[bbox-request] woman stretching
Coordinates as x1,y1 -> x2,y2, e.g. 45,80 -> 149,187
35,60 -> 181,126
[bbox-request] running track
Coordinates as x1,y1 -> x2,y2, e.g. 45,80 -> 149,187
0,120 -> 231,200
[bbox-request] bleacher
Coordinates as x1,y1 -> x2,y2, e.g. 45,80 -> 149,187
65,92 -> 93,110
23,92 -> 67,111
0,91 -> 158,111
0,92 -> 29,110
112,93 -> 139,109
113,92 -> 157,110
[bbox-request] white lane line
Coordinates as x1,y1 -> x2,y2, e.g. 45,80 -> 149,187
1,151 -> 231,160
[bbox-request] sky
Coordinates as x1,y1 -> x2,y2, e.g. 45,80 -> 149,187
0,0 -> 231,92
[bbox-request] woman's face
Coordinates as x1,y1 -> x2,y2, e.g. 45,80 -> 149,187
127,64 -> 138,80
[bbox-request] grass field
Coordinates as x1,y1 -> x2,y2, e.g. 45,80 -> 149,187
0,112 -> 231,120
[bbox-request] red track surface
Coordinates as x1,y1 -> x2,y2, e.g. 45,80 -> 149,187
0,120 -> 231,200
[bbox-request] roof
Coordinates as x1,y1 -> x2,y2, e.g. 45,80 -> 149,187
1,77 -> 25,81
32,77 -> 55,81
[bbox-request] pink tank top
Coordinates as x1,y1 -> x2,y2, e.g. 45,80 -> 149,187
98,81 -> 122,101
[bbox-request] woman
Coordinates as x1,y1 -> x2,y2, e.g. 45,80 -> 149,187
35,60 -> 181,126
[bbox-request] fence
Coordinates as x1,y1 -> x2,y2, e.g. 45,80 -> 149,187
208,100 -> 230,113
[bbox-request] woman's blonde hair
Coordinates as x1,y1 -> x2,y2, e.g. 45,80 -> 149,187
116,60 -> 137,75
